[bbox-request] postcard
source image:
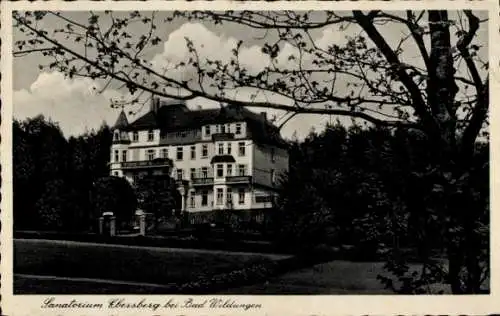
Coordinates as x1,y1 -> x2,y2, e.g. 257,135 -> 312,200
1,1 -> 498,315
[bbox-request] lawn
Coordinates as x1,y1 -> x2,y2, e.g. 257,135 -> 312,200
221,260 -> 453,294
14,238 -> 278,294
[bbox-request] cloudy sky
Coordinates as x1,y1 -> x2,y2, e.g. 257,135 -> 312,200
12,10 -> 488,139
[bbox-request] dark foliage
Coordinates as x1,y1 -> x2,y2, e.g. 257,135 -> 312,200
91,176 -> 137,222
13,116 -> 113,231
135,173 -> 181,222
275,123 -> 489,292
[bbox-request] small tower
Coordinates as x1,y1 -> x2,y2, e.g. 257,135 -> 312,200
110,110 -> 130,179
112,110 -> 130,144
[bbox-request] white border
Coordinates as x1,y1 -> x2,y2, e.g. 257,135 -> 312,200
1,1 -> 499,315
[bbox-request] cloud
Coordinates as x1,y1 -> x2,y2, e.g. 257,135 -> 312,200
14,22 -> 362,140
13,72 -> 126,137
151,23 -> 269,76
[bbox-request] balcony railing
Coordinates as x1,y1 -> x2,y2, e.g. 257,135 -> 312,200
121,158 -> 171,169
112,139 -> 131,145
212,132 -> 235,141
225,175 -> 252,184
191,177 -> 214,186
175,179 -> 190,186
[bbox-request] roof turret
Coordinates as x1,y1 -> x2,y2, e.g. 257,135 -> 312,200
113,110 -> 129,130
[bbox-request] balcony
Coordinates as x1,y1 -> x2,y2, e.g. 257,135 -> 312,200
112,139 -> 131,145
191,177 -> 214,186
121,158 -> 172,170
176,179 -> 190,187
225,175 -> 252,184
212,132 -> 235,141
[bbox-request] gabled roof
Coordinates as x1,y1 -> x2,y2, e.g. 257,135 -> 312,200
113,110 -> 129,130
125,100 -> 288,148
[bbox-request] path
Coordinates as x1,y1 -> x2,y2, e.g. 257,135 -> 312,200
15,238 -> 291,260
15,273 -> 174,289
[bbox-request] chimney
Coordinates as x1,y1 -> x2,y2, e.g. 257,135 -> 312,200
260,112 -> 267,121
150,96 -> 160,113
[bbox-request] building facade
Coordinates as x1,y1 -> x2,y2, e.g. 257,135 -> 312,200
109,97 -> 289,214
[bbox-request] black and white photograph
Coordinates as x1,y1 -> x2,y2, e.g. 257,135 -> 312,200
1,1 -> 497,315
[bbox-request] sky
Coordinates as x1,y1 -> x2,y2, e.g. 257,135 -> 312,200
12,10 -> 488,139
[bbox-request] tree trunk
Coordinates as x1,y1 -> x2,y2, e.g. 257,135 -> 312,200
427,11 -> 467,294
427,10 -> 459,158
426,11 -> 486,294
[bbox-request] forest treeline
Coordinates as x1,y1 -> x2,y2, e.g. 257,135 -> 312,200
14,115 -> 121,231
276,123 -> 488,256
13,116 -> 488,259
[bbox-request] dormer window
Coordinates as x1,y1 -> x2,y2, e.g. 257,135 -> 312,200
148,130 -> 154,142
235,123 -> 242,135
204,126 -> 211,137
113,131 -> 120,141
132,131 -> 139,142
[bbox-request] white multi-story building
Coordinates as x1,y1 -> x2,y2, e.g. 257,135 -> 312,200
110,97 -> 289,214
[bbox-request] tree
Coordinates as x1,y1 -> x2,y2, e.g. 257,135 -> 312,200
13,120 -> 36,229
13,10 -> 489,293
35,179 -> 68,230
135,173 -> 181,225
91,176 -> 137,223
13,116 -> 69,230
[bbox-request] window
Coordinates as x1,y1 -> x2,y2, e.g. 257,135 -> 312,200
113,171 -> 119,176
176,147 -> 183,161
132,131 -> 139,142
201,144 -> 208,158
114,150 -> 119,162
238,188 -> 245,205
256,195 -> 273,203
201,167 -> 208,178
190,146 -> 196,160
238,164 -> 246,176
226,164 -> 233,177
122,150 -> 127,162
204,126 -> 211,137
113,131 -> 119,141
201,190 -> 208,206
176,169 -> 183,180
161,148 -> 168,159
218,143 -> 224,155
226,188 -> 233,205
238,142 -> 246,156
217,124 -> 226,134
235,123 -> 242,135
146,149 -> 155,161
190,168 -> 196,179
227,142 -> 232,155
216,188 -> 224,205
216,164 -> 224,178
189,194 -> 195,208
148,130 -> 154,142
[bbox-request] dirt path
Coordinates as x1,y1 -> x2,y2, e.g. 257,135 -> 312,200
15,273 -> 174,288
15,238 -> 292,260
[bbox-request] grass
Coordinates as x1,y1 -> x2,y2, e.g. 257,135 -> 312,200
14,238 -> 276,294
221,260 -> 455,294
221,260 -> 394,294
14,276 -> 168,294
